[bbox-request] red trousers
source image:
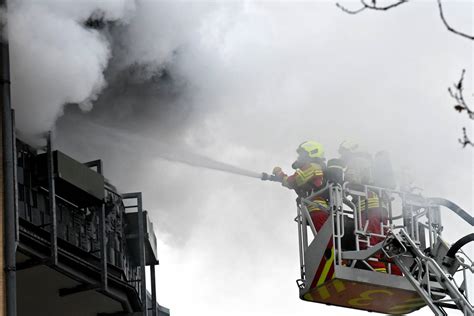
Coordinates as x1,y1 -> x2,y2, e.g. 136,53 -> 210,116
310,210 -> 329,232
360,208 -> 388,272
360,208 -> 387,248
310,210 -> 333,250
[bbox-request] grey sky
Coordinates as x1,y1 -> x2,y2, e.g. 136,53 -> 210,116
8,0 -> 473,315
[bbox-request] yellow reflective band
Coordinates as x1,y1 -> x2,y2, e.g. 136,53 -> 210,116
303,293 -> 314,301
311,200 -> 328,206
308,207 -> 326,212
375,268 -> 387,273
295,164 -> 323,186
360,197 -> 380,209
348,289 -> 393,307
333,279 -> 346,293
295,171 -> 314,185
388,298 -> 426,314
317,285 -> 330,300
317,248 -> 334,286
308,199 -> 329,211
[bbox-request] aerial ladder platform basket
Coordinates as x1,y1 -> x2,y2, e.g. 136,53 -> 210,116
296,182 -> 474,315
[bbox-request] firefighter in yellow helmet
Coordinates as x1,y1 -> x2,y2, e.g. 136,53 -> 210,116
272,141 -> 329,232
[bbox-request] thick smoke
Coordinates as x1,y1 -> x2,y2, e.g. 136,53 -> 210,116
7,0 -> 135,142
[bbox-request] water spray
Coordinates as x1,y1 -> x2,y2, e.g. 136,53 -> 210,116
78,119 -> 279,182
158,149 -> 264,179
157,150 -> 280,182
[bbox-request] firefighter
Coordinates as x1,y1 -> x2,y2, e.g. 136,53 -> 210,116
339,141 -> 388,273
272,141 -> 329,231
338,140 -> 372,188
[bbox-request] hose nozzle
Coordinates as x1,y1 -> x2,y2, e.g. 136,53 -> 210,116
261,172 -> 280,182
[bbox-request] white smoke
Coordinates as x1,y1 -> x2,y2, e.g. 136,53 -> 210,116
110,1 -> 216,71
7,0 -> 135,141
6,0 -> 221,142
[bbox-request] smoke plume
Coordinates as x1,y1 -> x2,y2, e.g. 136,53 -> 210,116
7,0 -> 135,141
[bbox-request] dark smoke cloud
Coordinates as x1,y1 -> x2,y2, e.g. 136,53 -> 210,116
63,62 -> 192,138
7,0 -> 138,142
55,1 -> 221,142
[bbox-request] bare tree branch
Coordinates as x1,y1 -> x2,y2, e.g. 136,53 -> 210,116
459,127 -> 473,148
448,70 -> 473,148
337,0 -> 474,41
336,0 -> 408,15
336,1 -> 474,147
437,0 -> 474,40
449,69 -> 474,120
336,2 -> 367,15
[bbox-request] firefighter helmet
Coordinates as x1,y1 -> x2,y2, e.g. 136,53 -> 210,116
297,141 -> 325,159
338,140 -> 359,156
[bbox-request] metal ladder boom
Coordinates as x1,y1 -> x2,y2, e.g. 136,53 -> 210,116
385,229 -> 474,316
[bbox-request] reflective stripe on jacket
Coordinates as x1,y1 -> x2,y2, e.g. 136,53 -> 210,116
280,162 -> 327,212
282,163 -> 324,189
359,191 -> 384,210
307,198 -> 329,212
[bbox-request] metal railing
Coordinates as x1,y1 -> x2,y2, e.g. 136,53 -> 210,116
296,181 -> 473,314
15,139 -> 154,315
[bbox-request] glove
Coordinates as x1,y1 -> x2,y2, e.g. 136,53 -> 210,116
272,166 -> 285,182
272,166 -> 283,176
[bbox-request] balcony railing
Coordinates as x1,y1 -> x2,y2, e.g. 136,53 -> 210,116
16,138 -> 161,316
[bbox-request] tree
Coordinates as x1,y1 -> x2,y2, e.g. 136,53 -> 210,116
450,70 -> 473,147
336,0 -> 473,40
336,0 -> 474,146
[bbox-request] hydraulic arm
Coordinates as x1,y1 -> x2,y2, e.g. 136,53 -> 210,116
384,229 -> 474,315
291,181 -> 474,315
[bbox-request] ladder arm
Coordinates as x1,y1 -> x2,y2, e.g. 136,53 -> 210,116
428,198 -> 474,226
384,229 -> 474,316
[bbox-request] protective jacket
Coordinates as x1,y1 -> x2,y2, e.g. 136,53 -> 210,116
276,162 -> 329,231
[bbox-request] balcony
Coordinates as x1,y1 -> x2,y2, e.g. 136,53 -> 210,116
15,139 -> 168,316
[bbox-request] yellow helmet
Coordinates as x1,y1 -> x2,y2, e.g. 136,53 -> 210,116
297,141 -> 325,159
